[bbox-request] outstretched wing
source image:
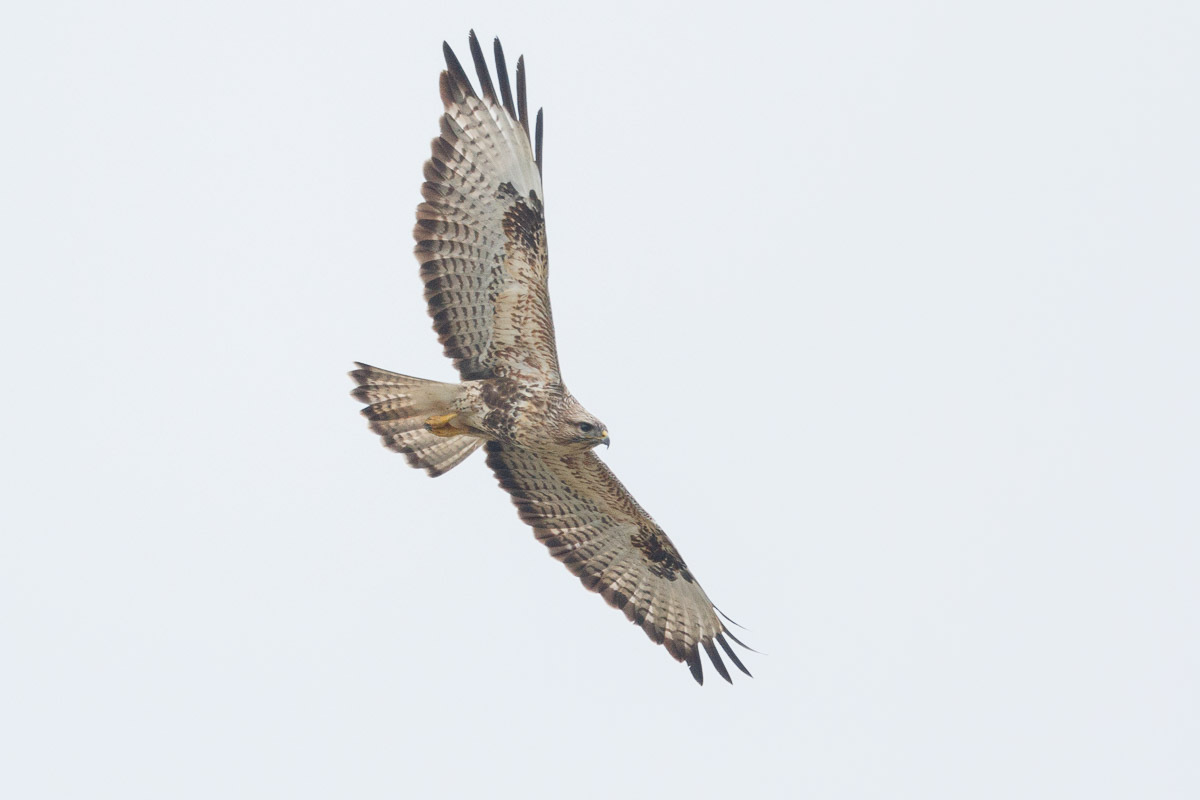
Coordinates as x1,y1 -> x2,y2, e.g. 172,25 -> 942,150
415,32 -> 560,384
485,442 -> 753,685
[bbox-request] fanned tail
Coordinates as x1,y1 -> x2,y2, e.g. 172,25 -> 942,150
349,362 -> 482,477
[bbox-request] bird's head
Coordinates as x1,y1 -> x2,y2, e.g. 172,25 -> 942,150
568,416 -> 610,450
554,399 -> 609,451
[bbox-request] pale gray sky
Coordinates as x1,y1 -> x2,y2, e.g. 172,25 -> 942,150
3,1 -> 1198,798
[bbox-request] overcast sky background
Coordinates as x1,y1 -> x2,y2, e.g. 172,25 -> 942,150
3,1 -> 1197,798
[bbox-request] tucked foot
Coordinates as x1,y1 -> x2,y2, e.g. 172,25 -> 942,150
424,413 -> 462,437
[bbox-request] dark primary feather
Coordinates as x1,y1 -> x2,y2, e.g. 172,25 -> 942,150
716,633 -> 751,677
441,40 -> 474,98
686,648 -> 704,684
493,39 -> 517,120
534,109 -> 544,173
703,639 -> 732,683
467,31 -> 498,104
516,56 -> 530,142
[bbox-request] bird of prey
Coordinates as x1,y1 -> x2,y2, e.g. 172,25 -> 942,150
350,32 -> 751,684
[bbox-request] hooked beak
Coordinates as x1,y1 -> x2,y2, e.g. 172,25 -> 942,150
600,430 -> 610,448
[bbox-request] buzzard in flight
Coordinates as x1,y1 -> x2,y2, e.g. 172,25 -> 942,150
350,32 -> 751,684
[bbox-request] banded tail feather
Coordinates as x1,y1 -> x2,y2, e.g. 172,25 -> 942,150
349,363 -> 481,476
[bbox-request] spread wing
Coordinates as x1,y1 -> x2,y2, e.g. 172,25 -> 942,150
415,32 -> 560,383
485,442 -> 753,684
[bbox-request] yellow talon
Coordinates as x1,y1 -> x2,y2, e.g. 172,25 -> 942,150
424,413 -> 461,437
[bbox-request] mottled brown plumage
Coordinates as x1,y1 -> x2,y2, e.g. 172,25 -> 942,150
350,31 -> 750,684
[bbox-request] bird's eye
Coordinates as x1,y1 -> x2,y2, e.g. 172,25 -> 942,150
578,422 -> 594,434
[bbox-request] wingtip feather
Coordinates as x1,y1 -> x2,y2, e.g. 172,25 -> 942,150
441,41 -> 474,100
468,30 -> 497,104
534,108 -> 544,173
717,633 -> 753,678
516,56 -> 530,139
685,646 -> 704,685
703,639 -> 733,684
493,37 -> 517,119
